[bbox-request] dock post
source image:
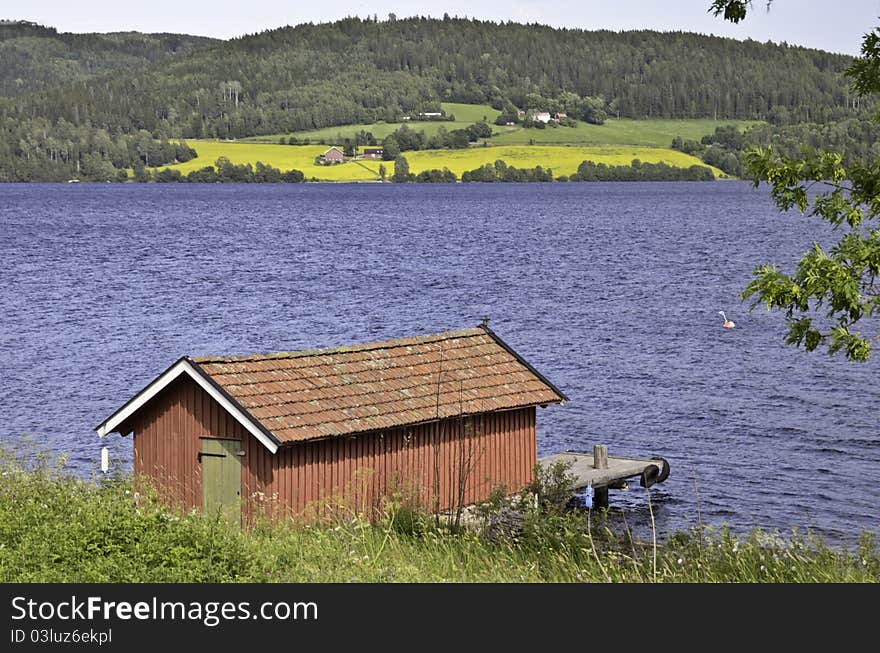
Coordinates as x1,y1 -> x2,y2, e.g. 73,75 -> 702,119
593,485 -> 609,509
593,445 -> 609,509
593,444 -> 608,470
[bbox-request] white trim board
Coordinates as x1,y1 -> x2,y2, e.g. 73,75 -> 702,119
95,358 -> 279,454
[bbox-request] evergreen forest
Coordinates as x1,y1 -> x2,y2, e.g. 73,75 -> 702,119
0,16 -> 874,181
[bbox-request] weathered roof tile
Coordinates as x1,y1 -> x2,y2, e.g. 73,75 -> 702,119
192,327 -> 564,443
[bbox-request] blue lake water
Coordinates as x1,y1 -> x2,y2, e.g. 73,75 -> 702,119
1,182 -> 877,546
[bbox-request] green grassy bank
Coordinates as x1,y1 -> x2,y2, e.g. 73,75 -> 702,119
2,451 -> 875,583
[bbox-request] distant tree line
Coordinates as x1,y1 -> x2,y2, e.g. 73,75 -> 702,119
381,122 -> 493,158
387,157 -> 717,183
0,17 -> 871,182
0,117 -> 196,181
141,157 -> 304,183
565,159 -> 715,181
0,16 -> 865,143
672,118 -> 880,177
461,160 -> 554,182
414,167 -> 458,182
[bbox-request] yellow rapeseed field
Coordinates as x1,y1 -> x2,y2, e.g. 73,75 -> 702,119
155,141 -> 382,181
403,145 -> 721,178
155,141 -> 720,181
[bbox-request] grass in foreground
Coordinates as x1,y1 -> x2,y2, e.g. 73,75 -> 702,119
2,451 -> 874,582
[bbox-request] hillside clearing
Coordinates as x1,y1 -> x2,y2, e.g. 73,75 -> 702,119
243,103 -> 761,151
491,118 -> 763,147
243,102 -> 501,144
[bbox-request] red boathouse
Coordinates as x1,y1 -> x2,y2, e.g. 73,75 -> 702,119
96,324 -> 567,523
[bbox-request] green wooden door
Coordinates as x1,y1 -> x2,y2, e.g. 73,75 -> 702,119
201,438 -> 241,525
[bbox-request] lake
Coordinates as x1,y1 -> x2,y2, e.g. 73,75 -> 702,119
1,182 -> 877,546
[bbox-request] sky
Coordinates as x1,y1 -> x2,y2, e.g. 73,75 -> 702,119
5,0 -> 880,56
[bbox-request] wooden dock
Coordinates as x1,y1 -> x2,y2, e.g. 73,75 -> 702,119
538,445 -> 670,508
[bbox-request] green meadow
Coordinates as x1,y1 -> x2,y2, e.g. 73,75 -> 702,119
243,102 -> 503,144
490,118 -> 762,147
242,100 -> 759,151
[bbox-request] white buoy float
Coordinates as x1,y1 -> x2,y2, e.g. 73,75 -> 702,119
718,310 -> 735,329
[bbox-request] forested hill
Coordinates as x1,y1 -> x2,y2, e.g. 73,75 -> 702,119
0,20 -> 217,97
0,16 -> 863,140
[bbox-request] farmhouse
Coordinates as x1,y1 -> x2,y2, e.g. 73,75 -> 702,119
320,146 -> 345,163
362,147 -> 384,158
95,324 -> 567,524
534,112 -> 552,124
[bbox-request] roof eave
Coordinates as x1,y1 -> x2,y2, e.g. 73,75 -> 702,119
95,357 -> 280,454
479,323 -> 569,403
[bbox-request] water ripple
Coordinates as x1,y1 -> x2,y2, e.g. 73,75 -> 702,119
1,182 -> 878,547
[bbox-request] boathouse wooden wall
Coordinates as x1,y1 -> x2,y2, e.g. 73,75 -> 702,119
120,375 -> 537,521
122,375 -> 248,510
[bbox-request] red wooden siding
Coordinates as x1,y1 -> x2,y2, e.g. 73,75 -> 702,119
123,375 -> 247,510
241,406 -> 536,522
123,375 -> 536,522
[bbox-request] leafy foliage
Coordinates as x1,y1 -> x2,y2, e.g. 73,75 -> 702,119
572,158 -> 715,181
413,167 -> 457,182
461,159 -> 553,182
740,149 -> 880,360
709,0 -> 752,24
391,154 -> 410,182
146,157 -> 306,183
710,1 -> 880,361
673,118 -> 880,177
0,118 -> 196,181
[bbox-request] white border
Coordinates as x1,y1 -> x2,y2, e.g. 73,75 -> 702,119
95,359 -> 278,454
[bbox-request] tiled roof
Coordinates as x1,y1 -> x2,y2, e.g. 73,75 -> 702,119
193,327 -> 565,444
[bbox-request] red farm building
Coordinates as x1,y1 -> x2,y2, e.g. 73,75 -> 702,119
95,324 -> 567,524
320,146 -> 345,163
